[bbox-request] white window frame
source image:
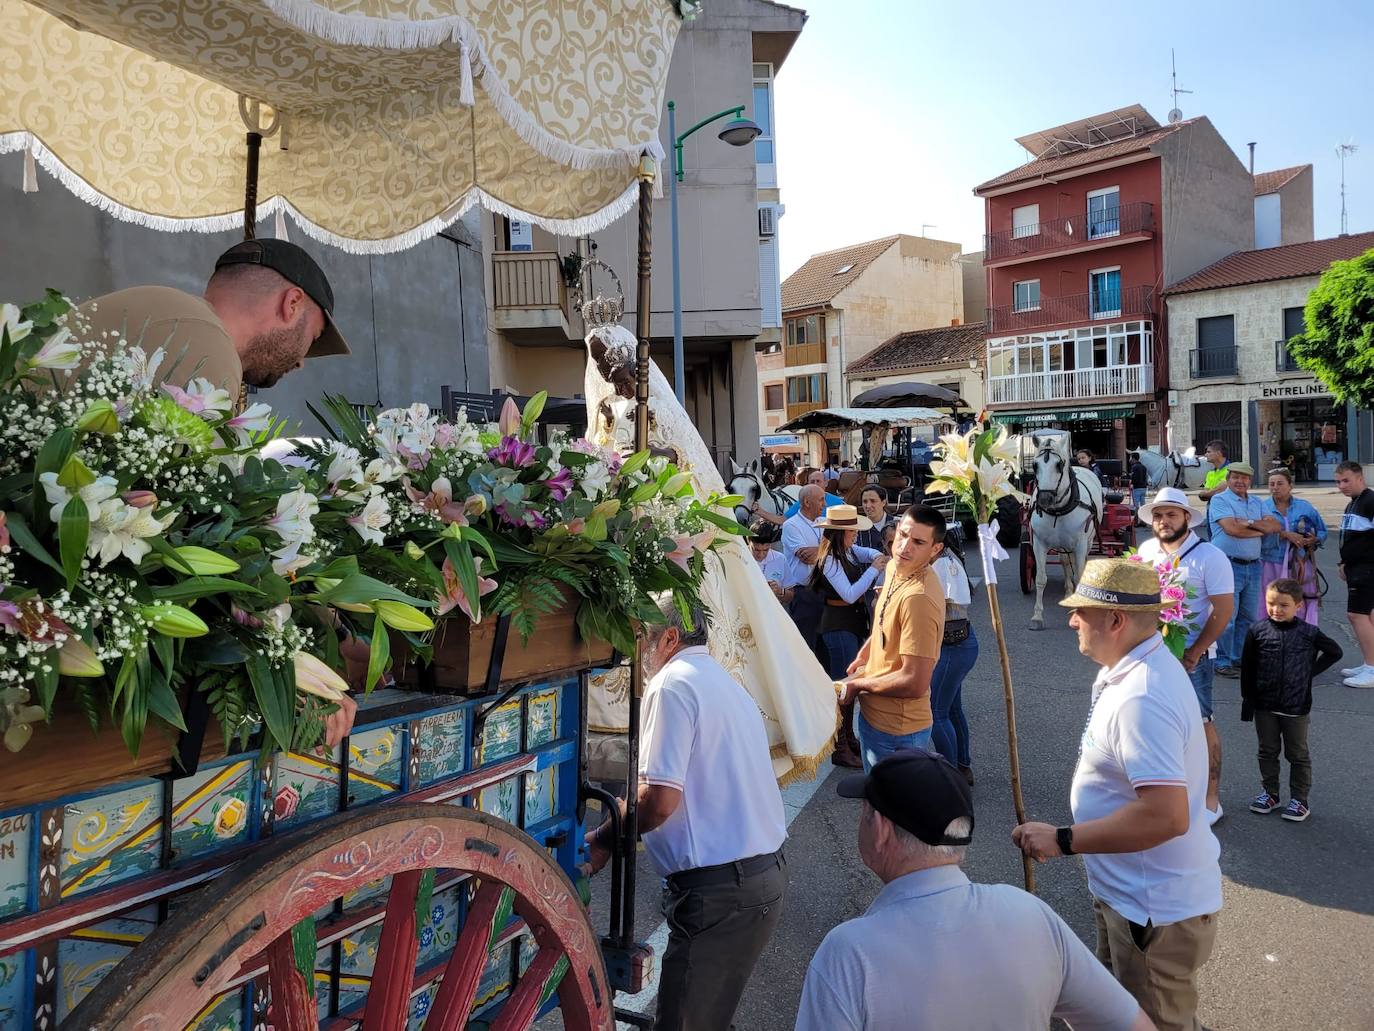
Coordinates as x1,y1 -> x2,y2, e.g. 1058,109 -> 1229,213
1089,266 -> 1122,319
752,64 -> 776,185
1012,279 -> 1040,313
1086,186 -> 1121,240
1012,204 -> 1040,239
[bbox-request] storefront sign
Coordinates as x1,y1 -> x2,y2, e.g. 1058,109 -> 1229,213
990,405 -> 1134,427
760,434 -> 801,447
1262,381 -> 1329,399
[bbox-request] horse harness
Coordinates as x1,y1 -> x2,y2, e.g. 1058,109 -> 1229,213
1033,446 -> 1100,529
733,469 -> 790,526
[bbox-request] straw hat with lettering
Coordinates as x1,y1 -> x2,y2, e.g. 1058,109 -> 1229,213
814,504 -> 872,531
1059,557 -> 1171,612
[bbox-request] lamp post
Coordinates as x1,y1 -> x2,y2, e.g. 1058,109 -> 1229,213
667,100 -> 761,402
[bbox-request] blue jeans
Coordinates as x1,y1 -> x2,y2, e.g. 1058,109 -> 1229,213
1187,653 -> 1215,720
930,630 -> 978,769
1131,487 -> 1146,510
856,710 -> 933,773
1218,560 -> 1261,668
816,629 -> 861,683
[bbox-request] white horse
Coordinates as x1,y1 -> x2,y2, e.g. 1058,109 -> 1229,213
727,457 -> 798,526
1029,431 -> 1105,630
1128,447 -> 1210,491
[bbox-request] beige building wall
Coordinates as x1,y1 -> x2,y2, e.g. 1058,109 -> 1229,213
960,250 -> 986,324
831,237 -> 964,366
757,349 -> 785,431
848,364 -> 985,416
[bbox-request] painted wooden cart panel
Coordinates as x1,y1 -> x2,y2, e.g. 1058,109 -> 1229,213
0,674 -> 590,1029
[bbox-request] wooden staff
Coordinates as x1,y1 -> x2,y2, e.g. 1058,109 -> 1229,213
983,577 -> 1034,894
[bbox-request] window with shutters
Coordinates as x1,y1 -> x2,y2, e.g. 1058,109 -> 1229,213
1012,204 -> 1039,238
1192,315 -> 1237,377
764,384 -> 783,410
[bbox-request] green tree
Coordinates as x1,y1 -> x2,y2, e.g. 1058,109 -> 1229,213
1290,248 -> 1374,407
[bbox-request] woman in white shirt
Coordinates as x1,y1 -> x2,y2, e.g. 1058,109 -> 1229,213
749,520 -> 788,603
810,505 -> 888,768
930,539 -> 978,784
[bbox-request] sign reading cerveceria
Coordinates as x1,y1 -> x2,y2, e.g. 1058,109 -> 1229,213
1261,381 -> 1330,399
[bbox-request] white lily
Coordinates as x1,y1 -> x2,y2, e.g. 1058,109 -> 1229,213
26,328 -> 80,371
267,488 -> 318,549
974,457 -> 1024,504
2,302 -> 32,344
38,472 -> 119,523
122,346 -> 166,391
292,651 -> 346,702
347,493 -> 391,545
88,500 -> 176,566
928,453 -> 974,489
937,432 -> 971,463
579,460 -> 611,499
324,443 -> 364,488
985,426 -> 1020,466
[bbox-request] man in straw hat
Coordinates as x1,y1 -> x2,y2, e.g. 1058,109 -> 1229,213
1205,462 -> 1281,677
1135,488 -> 1235,823
1013,557 -> 1220,1031
797,750 -> 1153,1031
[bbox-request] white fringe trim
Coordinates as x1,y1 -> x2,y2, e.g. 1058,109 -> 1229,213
256,0 -> 669,172
1,132 -> 645,253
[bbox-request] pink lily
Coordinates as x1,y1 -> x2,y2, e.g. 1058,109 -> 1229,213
0,511 -> 8,553
403,476 -> 468,525
665,530 -> 717,571
121,490 -> 158,509
437,556 -> 498,621
499,396 -> 521,438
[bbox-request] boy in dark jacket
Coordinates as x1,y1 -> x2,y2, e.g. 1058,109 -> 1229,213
1240,578 -> 1343,822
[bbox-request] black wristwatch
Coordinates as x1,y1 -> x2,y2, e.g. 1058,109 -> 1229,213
1056,826 -> 1075,856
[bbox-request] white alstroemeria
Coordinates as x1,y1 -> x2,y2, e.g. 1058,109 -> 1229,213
579,460 -> 611,499
347,493 -> 391,545
267,488 -> 319,549
163,377 -> 233,417
1,302 -> 32,344
26,328 -> 80,371
122,346 -> 166,391
212,452 -> 249,478
226,402 -> 273,434
324,442 -> 364,488
263,602 -> 292,632
373,418 -> 405,462
38,472 -> 119,523
361,457 -> 404,487
88,500 -> 176,566
270,540 -> 314,577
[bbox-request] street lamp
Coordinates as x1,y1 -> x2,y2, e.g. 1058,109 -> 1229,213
667,100 -> 762,402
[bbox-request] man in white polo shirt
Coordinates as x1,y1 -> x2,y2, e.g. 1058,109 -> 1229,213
782,484 -> 827,645
586,593 -> 786,1031
1135,487 -> 1234,822
1014,558 -> 1221,1031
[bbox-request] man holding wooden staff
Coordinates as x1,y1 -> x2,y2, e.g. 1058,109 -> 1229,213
1012,558 -> 1221,1031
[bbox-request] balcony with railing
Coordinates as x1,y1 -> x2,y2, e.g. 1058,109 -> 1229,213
987,363 -> 1154,405
785,399 -> 826,421
491,251 -> 577,343
985,202 -> 1154,265
1190,346 -> 1239,379
987,285 -> 1154,335
1276,339 -> 1303,373
784,341 -> 825,367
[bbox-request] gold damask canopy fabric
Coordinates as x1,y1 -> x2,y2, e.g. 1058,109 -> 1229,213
0,0 -> 685,251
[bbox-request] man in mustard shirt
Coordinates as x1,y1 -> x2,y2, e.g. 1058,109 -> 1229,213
838,505 -> 946,771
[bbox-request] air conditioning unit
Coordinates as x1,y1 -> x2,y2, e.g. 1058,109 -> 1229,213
758,206 -> 776,237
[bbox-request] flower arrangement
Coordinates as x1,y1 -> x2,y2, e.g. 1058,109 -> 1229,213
924,425 -> 1026,521
0,293 -> 419,756
1126,551 -> 1200,658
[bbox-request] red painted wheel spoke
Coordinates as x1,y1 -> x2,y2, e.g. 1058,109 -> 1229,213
488,945 -> 569,1031
360,870 -> 424,1031
265,929 -> 319,1031
423,881 -> 512,1031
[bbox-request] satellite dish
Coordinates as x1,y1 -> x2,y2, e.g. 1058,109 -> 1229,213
1167,108 -> 1183,124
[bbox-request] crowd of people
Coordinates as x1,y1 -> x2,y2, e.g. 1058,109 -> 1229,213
581,448 -> 1374,1031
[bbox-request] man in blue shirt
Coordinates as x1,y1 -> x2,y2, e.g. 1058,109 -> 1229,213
1207,463 -> 1282,675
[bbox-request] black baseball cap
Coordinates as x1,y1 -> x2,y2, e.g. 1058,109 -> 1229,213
214,239 -> 350,358
837,749 -> 974,846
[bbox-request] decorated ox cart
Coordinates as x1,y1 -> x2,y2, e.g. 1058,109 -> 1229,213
0,2 -> 704,1028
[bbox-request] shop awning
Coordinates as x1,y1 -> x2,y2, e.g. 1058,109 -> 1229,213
989,405 -> 1135,428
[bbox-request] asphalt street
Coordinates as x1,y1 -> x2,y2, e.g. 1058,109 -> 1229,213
572,499 -> 1374,1031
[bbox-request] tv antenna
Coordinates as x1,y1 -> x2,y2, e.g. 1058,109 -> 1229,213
921,223 -> 937,237
1168,49 -> 1192,123
1337,140 -> 1359,235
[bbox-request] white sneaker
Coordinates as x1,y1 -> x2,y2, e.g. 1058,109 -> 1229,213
1344,671 -> 1374,689
1341,663 -> 1371,677
1207,804 -> 1224,826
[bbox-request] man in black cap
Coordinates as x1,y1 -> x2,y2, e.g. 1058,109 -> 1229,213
76,238 -> 350,396
794,750 -> 1152,1031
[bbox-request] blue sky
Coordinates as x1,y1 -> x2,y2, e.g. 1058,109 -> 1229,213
772,0 -> 1374,275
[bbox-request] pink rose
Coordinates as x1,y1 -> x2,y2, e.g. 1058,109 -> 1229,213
274,785 -> 301,821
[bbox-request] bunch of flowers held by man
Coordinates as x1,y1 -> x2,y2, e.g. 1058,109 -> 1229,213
0,293 -> 418,756
1125,550 -> 1201,658
303,391 -> 739,660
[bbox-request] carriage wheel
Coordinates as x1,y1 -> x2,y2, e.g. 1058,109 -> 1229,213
1019,539 -> 1036,595
66,805 -> 612,1031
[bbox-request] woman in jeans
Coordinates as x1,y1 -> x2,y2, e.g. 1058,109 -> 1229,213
929,537 -> 978,785
809,505 -> 887,768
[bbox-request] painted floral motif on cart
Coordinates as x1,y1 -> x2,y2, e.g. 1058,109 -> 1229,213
56,906 -> 156,1020
525,687 -> 560,748
523,765 -> 557,828
0,951 -> 25,1027
348,727 -> 403,805
60,783 -> 162,898
0,812 -> 32,918
335,921 -> 383,1012
184,987 -> 244,1031
170,761 -> 253,859
479,777 -> 521,826
413,708 -> 467,785
273,746 -> 344,831
477,699 -> 523,766
417,885 -> 461,967
475,939 -> 514,1011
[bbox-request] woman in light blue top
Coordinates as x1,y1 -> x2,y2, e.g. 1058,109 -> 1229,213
1261,467 -> 1327,624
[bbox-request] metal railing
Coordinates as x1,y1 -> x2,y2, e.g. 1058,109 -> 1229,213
986,285 -> 1154,334
1275,339 -> 1303,373
492,251 -> 568,312
1190,346 -> 1238,378
987,363 -> 1153,405
985,201 -> 1154,262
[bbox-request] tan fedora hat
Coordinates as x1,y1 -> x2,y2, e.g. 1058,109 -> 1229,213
1059,557 -> 1169,611
814,503 -> 873,531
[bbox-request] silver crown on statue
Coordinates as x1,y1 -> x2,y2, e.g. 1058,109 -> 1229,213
580,293 -> 624,331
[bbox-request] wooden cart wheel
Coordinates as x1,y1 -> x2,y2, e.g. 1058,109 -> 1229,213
66,805 -> 612,1031
1019,539 -> 1036,595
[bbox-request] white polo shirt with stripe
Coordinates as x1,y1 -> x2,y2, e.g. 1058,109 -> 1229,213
1070,634 -> 1222,926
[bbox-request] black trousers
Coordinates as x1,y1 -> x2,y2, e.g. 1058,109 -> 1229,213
787,586 -> 823,649
655,853 -> 787,1031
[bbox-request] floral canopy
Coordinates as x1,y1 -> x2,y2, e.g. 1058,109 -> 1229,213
0,0 -> 685,251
